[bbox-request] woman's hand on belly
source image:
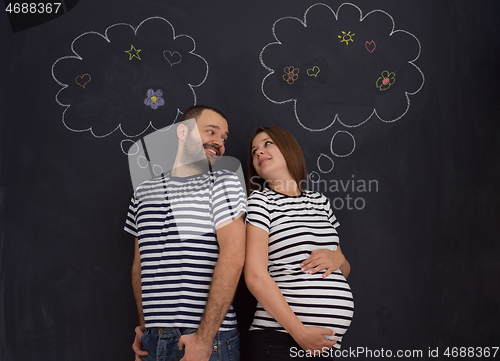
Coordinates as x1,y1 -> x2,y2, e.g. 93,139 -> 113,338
300,248 -> 347,278
292,325 -> 337,352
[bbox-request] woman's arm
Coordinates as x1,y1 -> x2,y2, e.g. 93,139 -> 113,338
300,245 -> 351,278
244,223 -> 336,351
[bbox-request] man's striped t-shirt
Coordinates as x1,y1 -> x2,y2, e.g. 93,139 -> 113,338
124,169 -> 246,330
247,187 -> 354,349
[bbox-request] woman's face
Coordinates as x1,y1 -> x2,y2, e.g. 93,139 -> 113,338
251,132 -> 288,181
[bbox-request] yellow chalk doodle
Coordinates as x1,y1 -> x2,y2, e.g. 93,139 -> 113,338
338,31 -> 355,45
307,66 -> 320,77
75,73 -> 91,88
125,45 -> 142,60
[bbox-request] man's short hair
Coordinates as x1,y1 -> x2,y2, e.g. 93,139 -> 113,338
178,105 -> 227,131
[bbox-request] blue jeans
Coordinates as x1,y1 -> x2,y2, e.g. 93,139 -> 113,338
140,327 -> 240,361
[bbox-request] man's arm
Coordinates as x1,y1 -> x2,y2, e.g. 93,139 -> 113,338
131,238 -> 148,360
132,238 -> 145,327
179,214 -> 246,361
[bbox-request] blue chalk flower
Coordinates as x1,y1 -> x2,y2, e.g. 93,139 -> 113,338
144,89 -> 165,109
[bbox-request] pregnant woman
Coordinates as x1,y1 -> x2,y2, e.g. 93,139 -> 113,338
244,127 -> 354,360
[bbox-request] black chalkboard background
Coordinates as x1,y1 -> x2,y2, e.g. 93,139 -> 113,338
1,0 -> 499,360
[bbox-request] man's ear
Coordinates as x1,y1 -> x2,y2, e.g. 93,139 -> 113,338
177,123 -> 188,141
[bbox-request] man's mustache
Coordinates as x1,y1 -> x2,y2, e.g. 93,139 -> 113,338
204,144 -> 221,156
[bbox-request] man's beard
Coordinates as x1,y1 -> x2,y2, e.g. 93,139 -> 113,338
181,132 -> 221,169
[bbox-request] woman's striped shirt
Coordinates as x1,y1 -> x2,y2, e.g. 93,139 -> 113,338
247,187 -> 354,349
124,170 -> 246,330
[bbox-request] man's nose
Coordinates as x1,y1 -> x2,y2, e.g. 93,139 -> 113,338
212,136 -> 223,147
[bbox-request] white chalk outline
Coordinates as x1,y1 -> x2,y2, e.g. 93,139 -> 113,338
152,164 -> 164,176
259,2 -> 425,131
317,153 -> 335,173
137,155 -> 149,169
121,139 -> 139,155
330,130 -> 356,158
308,171 -> 321,183
51,17 -> 209,138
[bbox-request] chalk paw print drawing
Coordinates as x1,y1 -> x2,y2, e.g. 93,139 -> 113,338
52,17 -> 209,153
259,2 -> 424,179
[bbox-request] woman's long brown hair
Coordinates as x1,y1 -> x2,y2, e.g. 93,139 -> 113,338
246,126 -> 307,195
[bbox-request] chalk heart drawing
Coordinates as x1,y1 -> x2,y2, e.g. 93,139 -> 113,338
365,40 -> 376,53
260,2 -> 425,132
75,73 -> 91,88
259,2 -> 425,178
163,50 -> 182,66
51,17 -> 209,142
307,66 -> 320,77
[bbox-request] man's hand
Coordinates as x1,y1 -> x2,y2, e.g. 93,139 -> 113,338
178,332 -> 212,361
132,326 -> 149,361
301,248 -> 346,278
293,326 -> 336,352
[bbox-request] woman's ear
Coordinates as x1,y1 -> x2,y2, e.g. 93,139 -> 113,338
177,123 -> 188,141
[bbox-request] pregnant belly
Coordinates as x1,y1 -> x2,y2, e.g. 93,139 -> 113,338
277,271 -> 354,347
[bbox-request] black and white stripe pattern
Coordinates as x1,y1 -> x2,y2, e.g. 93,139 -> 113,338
124,170 -> 246,330
247,188 -> 354,348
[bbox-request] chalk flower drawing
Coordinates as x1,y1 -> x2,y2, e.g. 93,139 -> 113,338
144,89 -> 165,109
260,2 -> 425,131
376,71 -> 396,91
283,66 -> 299,84
51,17 -> 209,139
260,2 -> 425,179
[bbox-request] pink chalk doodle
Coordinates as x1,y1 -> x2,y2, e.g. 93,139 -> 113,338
365,40 -> 376,53
163,50 -> 182,66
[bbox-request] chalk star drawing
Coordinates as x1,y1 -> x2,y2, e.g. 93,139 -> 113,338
125,45 -> 142,60
260,2 -> 424,179
338,31 -> 355,45
52,17 -> 209,146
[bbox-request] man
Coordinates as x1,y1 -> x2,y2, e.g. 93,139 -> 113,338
124,105 -> 246,361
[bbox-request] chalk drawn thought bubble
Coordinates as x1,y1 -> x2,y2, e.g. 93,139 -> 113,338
51,17 -> 209,138
260,3 -> 425,131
